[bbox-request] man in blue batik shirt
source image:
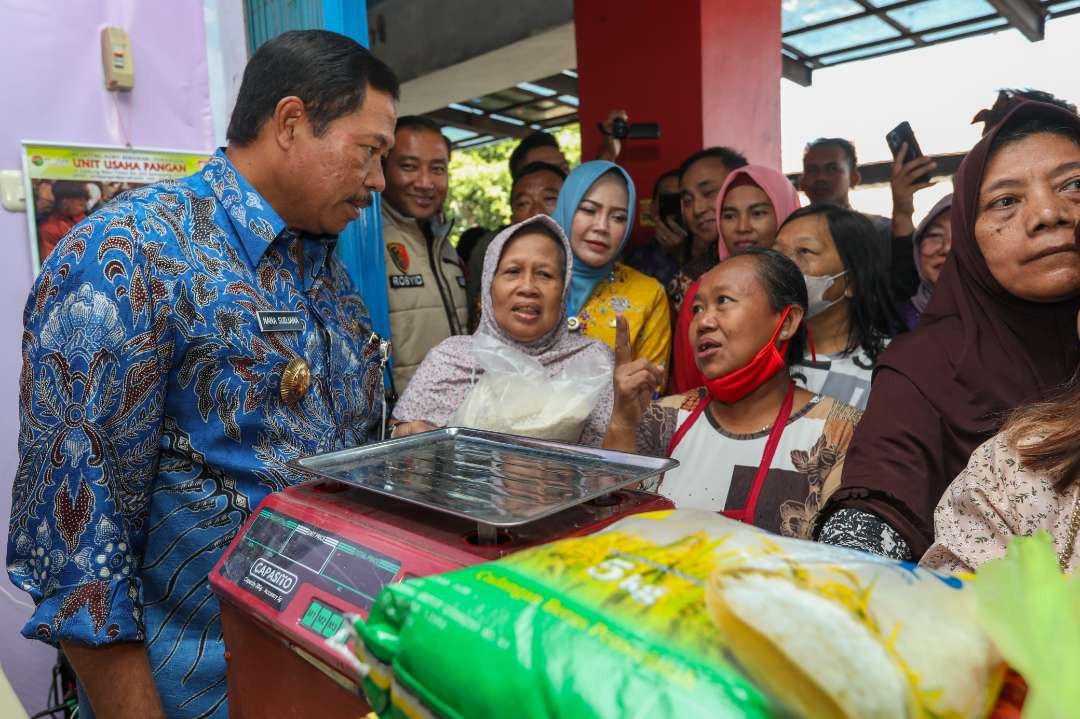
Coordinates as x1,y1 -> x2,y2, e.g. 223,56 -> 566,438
8,30 -> 399,718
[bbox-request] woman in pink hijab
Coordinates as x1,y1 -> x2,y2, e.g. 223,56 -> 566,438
670,166 -> 802,393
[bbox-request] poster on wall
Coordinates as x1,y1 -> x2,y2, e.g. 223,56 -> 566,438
22,142 -> 211,273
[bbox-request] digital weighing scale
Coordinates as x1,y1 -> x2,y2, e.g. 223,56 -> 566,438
209,428 -> 677,718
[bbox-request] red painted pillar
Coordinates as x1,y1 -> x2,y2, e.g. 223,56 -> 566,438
574,0 -> 781,235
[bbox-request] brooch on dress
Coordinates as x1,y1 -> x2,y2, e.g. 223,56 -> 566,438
280,357 -> 312,405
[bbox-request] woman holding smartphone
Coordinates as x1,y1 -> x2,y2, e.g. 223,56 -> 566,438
623,169 -> 688,289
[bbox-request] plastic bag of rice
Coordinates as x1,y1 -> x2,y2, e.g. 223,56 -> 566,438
450,333 -> 609,442
350,510 -> 1004,719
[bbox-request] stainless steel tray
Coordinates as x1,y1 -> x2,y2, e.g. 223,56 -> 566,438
288,427 -> 678,528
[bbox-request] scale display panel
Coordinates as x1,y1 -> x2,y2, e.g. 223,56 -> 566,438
219,507 -> 401,614
299,598 -> 346,639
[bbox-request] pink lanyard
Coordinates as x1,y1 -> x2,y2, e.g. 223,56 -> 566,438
666,383 -> 796,525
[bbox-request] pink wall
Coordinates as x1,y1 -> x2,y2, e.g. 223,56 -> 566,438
0,0 -> 213,711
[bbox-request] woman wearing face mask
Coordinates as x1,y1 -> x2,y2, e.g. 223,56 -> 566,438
774,204 -> 904,412
554,161 -> 672,387
818,101 -> 1080,562
605,249 -> 861,538
392,215 -> 614,445
669,166 -> 802,393
897,195 -> 953,329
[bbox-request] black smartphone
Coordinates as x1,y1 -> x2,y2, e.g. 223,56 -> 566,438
886,121 -> 932,184
657,192 -> 683,227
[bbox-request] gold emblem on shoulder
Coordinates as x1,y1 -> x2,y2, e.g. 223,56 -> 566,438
280,357 -> 312,405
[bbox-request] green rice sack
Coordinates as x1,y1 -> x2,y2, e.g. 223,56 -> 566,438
351,510 -> 1002,719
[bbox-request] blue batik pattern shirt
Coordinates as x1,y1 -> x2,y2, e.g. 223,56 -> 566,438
8,150 -> 385,718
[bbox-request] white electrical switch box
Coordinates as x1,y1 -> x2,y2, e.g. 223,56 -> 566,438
101,26 -> 134,91
0,170 -> 26,212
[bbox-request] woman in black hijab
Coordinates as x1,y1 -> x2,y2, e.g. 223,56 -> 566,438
817,100 -> 1080,560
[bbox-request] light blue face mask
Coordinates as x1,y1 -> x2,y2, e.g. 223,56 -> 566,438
803,270 -> 848,318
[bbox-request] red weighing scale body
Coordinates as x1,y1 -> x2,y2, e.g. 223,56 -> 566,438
211,459 -> 673,718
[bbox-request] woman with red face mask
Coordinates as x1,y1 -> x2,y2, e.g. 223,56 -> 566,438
604,248 -> 861,538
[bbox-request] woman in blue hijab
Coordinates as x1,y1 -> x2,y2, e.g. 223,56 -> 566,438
553,161 -> 672,386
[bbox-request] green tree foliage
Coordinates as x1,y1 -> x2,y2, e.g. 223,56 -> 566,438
446,124 -> 581,243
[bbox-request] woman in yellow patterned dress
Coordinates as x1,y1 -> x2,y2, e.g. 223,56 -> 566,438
553,161 -> 672,390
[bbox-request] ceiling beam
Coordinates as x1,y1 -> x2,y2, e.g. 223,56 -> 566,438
857,152 -> 966,186
986,0 -> 1045,41
531,72 -> 578,97
782,56 -> 812,87
368,0 -> 573,83
427,108 -> 533,141
786,152 -> 966,188
851,0 -> 923,47
393,23 -> 576,115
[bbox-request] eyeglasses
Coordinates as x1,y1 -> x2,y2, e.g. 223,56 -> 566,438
920,233 -> 950,255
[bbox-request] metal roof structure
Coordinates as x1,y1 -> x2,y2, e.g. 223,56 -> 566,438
433,0 -> 1079,149
780,0 -> 1076,84
786,150 -> 967,190
429,71 -> 581,150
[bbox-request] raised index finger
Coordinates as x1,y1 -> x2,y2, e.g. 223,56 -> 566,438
614,313 -> 632,367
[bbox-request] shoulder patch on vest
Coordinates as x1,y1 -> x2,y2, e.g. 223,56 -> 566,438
388,242 -> 410,273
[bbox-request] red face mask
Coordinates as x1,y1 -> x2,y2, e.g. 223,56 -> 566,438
703,306 -> 793,404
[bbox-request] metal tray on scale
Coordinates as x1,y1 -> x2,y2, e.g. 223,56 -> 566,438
288,427 -> 678,533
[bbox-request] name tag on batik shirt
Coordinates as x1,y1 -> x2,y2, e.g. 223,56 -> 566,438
256,310 -> 304,332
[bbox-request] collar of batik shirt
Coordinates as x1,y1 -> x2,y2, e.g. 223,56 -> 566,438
201,148 -> 288,270
201,149 -> 338,293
